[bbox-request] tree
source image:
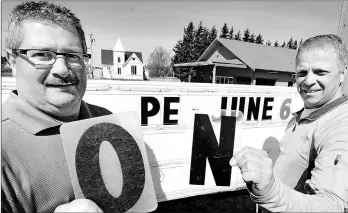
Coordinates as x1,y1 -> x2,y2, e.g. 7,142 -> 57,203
209,26 -> 218,44
234,30 -> 242,41
287,37 -> 294,49
249,33 -> 256,43
220,23 -> 229,38
228,26 -> 234,39
281,41 -> 286,47
292,40 -> 298,50
147,46 -> 171,77
193,21 -> 209,60
172,21 -> 195,81
266,40 -> 272,46
274,40 -> 280,47
255,33 -> 264,44
242,28 -> 251,42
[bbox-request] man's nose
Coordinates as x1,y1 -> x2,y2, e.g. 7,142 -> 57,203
303,71 -> 316,86
50,57 -> 71,77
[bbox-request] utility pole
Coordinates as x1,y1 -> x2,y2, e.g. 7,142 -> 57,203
88,33 -> 96,78
338,1 -> 348,95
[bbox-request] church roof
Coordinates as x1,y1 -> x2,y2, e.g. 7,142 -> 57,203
113,35 -> 125,52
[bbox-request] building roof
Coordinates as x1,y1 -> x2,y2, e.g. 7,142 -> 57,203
123,52 -> 144,67
101,49 -> 113,65
125,51 -> 143,63
101,50 -> 143,65
114,35 -> 125,52
198,37 -> 297,73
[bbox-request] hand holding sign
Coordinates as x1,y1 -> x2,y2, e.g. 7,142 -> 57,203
60,112 -> 157,213
229,147 -> 275,196
54,199 -> 103,212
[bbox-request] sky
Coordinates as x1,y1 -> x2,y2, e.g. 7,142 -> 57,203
1,0 -> 345,66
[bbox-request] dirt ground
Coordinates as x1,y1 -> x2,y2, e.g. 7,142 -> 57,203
153,189 -> 257,213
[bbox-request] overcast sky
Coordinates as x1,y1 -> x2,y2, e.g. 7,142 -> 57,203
1,0 -> 344,65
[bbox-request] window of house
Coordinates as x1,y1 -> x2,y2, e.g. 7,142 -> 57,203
131,66 -> 137,75
118,57 -> 121,63
235,77 -> 252,85
118,67 -> 121,75
216,76 -> 233,84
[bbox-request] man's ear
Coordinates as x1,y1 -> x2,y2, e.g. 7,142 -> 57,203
6,50 -> 17,77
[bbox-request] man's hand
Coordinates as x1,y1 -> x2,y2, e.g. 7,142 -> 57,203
230,146 -> 275,196
54,199 -> 103,212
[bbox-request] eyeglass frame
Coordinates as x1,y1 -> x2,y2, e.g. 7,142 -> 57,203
10,49 -> 91,67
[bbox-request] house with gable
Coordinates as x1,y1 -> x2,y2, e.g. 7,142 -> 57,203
101,36 -> 145,80
174,37 -> 297,86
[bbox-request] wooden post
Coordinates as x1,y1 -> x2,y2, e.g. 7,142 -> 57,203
212,65 -> 216,84
338,1 -> 348,95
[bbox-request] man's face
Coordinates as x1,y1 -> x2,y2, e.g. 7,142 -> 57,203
10,21 -> 87,115
295,47 -> 343,109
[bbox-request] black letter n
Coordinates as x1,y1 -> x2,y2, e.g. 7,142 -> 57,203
189,114 -> 236,186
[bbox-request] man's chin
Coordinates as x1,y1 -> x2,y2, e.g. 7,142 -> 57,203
46,94 -> 82,109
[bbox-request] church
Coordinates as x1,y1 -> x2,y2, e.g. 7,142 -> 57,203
101,36 -> 145,80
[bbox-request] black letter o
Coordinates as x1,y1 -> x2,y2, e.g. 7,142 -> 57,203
75,123 -> 145,213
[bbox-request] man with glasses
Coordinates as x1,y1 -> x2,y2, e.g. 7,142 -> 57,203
2,1 -> 111,212
230,34 -> 348,212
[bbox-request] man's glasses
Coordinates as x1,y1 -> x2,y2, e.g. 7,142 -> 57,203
12,49 -> 91,67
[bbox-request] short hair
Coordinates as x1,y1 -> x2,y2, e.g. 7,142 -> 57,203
296,34 -> 348,70
5,1 -> 87,53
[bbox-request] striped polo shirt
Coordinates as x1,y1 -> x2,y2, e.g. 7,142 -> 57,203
2,90 -> 112,213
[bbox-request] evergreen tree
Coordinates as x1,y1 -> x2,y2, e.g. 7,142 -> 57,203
193,21 -> 205,60
193,21 -> 211,60
234,30 -> 242,41
281,41 -> 286,47
242,28 -> 251,42
228,26 -> 234,39
249,33 -> 256,43
220,23 -> 229,38
209,26 -> 218,44
292,40 -> 298,50
172,21 -> 195,81
287,37 -> 294,49
266,40 -> 272,46
274,40 -> 279,47
255,33 -> 264,44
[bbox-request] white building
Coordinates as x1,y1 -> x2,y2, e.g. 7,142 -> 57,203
101,36 -> 145,80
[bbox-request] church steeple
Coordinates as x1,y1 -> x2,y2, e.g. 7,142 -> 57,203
113,34 -> 125,52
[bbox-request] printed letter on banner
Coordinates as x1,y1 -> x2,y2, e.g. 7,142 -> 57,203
60,112 -> 157,213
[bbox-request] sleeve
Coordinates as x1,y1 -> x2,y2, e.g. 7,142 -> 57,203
249,108 -> 348,212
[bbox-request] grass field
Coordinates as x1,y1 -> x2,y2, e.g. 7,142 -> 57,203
153,189 -> 257,213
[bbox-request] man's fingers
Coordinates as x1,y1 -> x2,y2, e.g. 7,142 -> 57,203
240,160 -> 264,174
241,170 -> 261,183
230,148 -> 266,168
233,147 -> 267,162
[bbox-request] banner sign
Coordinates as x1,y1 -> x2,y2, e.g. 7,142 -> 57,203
2,79 -> 304,202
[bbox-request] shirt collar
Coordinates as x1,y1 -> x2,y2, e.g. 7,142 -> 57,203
2,90 -> 92,135
293,95 -> 348,121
